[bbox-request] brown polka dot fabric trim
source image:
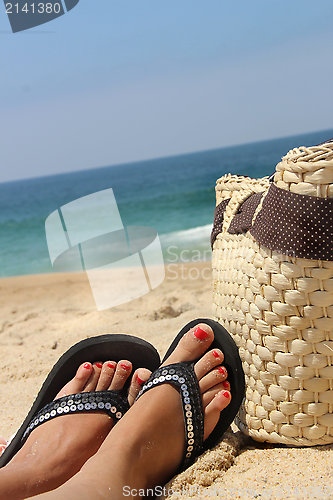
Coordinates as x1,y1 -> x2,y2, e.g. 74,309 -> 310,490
228,192 -> 263,234
210,198 -> 230,248
250,184 -> 333,261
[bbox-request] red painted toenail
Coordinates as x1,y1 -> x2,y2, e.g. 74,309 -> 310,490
83,363 -> 91,370
222,381 -> 230,389
194,326 -> 208,340
107,362 -> 116,369
223,391 -> 230,398
137,375 -> 145,385
218,366 -> 227,375
212,350 -> 220,358
95,362 -> 103,369
120,363 -> 130,370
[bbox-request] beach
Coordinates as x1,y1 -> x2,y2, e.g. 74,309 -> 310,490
0,262 -> 332,499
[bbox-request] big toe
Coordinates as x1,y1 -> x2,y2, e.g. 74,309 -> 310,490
127,368 -> 151,406
162,323 -> 214,366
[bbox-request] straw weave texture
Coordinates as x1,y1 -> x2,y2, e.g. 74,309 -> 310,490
212,140 -> 333,445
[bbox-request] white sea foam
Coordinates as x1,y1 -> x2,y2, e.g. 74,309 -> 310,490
160,224 -> 212,246
160,225 -> 213,262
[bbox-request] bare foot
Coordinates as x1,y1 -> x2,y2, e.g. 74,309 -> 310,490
38,323 -> 232,499
0,360 -> 151,499
125,322 -> 232,486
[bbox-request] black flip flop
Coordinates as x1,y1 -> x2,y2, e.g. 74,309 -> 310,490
137,318 -> 245,470
0,334 -> 160,468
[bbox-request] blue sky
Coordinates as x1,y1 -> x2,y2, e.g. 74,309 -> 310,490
1,0 -> 332,182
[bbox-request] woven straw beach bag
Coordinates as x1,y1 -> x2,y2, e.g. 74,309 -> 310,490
211,139 -> 333,446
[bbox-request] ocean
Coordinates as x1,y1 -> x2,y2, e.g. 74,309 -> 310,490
1,129 -> 332,278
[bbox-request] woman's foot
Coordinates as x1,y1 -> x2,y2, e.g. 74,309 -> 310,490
0,359 -> 151,499
119,323 -> 231,488
39,323 -> 232,499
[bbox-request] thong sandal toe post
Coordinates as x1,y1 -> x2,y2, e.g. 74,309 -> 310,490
137,318 -> 245,469
0,334 -> 160,468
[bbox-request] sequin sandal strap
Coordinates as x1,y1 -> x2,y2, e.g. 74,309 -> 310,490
136,362 -> 204,468
22,391 -> 129,443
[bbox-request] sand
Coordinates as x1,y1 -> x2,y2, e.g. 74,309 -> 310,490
0,262 -> 332,498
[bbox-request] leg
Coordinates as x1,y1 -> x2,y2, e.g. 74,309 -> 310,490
0,360 -> 150,499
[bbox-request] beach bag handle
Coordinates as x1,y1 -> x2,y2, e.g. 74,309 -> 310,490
211,154 -> 333,262
211,174 -> 269,248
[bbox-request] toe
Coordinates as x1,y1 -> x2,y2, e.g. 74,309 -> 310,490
109,360 -> 132,390
203,390 -> 231,440
96,361 -> 117,391
202,380 -> 230,406
0,437 -> 7,456
83,362 -> 103,392
55,362 -> 93,398
127,368 -> 151,406
162,323 -> 214,366
199,366 -> 228,393
194,348 -> 224,380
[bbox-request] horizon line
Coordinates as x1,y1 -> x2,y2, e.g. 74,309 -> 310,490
1,126 -> 332,186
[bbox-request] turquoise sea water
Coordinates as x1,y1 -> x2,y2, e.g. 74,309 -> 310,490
0,129 -> 332,278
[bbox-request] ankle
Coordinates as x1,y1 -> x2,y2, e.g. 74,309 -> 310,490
105,424 -> 177,491
109,435 -> 150,489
